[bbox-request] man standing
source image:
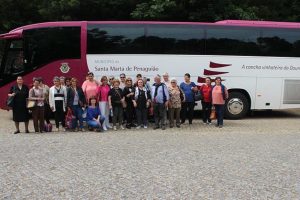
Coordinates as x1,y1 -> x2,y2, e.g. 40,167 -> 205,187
151,75 -> 169,130
162,72 -> 171,88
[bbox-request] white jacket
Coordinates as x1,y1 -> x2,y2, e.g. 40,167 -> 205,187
49,86 -> 67,112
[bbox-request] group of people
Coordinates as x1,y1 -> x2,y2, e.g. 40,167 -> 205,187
8,72 -> 228,134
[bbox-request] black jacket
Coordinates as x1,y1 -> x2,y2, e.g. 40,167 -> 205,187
67,86 -> 86,107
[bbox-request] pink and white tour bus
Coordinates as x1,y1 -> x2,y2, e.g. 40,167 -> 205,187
1,20 -> 300,119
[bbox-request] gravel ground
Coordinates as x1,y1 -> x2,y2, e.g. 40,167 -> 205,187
1,110 -> 300,199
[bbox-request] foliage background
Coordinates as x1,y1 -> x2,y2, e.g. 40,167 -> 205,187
1,0 -> 299,33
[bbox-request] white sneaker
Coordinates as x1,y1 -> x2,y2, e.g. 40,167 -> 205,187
106,124 -> 112,129
55,128 -> 59,132
143,125 -> 148,129
120,125 -> 125,130
113,126 -> 117,131
136,126 -> 141,129
103,126 -> 108,131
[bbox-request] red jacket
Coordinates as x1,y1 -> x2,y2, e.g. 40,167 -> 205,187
200,84 -> 212,103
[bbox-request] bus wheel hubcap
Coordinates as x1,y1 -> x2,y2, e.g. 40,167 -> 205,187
227,98 -> 244,115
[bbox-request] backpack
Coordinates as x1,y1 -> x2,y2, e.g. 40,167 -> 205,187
44,123 -> 52,132
65,109 -> 77,129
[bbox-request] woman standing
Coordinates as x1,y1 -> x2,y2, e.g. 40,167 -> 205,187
180,73 -> 198,125
108,79 -> 125,131
87,96 -> 105,132
200,77 -> 213,125
98,76 -> 111,131
212,77 -> 228,128
29,78 -> 45,133
133,79 -> 151,129
168,78 -> 184,128
67,78 -> 86,131
49,77 -> 67,132
123,77 -> 135,129
82,72 -> 99,102
8,76 -> 30,134
39,77 -> 51,125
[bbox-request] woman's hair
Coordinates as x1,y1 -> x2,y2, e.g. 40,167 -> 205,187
170,77 -> 177,83
205,77 -> 211,81
184,73 -> 191,78
71,77 -> 77,83
112,79 -> 120,85
87,72 -> 94,76
215,77 -> 222,81
89,96 -> 98,106
137,79 -> 144,86
101,76 -> 108,82
53,76 -> 60,82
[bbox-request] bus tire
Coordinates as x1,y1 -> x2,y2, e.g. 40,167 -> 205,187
224,92 -> 249,119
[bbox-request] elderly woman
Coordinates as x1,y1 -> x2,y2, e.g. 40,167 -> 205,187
8,76 -> 30,134
108,79 -> 125,131
212,77 -> 229,128
123,77 -> 135,129
29,78 -> 45,133
49,76 -> 67,132
168,78 -> 184,128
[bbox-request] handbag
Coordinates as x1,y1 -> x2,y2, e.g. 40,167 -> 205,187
26,89 -> 37,109
210,107 -> 217,120
27,99 -> 37,109
116,89 -> 127,108
194,91 -> 203,101
7,86 -> 16,108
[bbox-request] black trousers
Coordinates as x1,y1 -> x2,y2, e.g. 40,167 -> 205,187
153,103 -> 166,127
44,103 -> 52,124
201,101 -> 212,123
125,105 -> 134,125
54,100 -> 65,128
181,102 -> 195,124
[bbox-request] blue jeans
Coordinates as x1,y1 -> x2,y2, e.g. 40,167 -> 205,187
214,104 -> 225,126
71,105 -> 84,129
87,117 -> 105,128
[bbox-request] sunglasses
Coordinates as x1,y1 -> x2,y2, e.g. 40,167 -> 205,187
120,77 -> 125,78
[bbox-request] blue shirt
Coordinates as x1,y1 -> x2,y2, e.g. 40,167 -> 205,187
87,106 -> 101,121
180,82 -> 196,102
151,83 -> 170,104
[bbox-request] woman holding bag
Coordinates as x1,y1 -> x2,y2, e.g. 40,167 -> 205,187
8,76 -> 30,134
28,78 -> 45,133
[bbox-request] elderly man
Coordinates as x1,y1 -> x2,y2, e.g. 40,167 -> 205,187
151,75 -> 170,130
162,72 -> 171,87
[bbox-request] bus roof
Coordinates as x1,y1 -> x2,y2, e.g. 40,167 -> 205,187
2,20 -> 300,37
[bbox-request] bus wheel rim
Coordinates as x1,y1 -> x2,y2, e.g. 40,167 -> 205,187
227,98 -> 244,115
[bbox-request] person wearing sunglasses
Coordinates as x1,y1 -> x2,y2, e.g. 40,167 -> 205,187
119,73 -> 126,90
123,77 -> 136,129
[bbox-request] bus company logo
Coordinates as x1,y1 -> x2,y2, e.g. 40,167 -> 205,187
198,61 -> 231,83
60,63 -> 70,73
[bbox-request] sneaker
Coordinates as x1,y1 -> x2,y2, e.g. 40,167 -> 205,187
208,122 -> 212,125
143,125 -> 148,129
113,126 -> 117,131
136,126 -> 141,129
107,125 -> 112,129
203,121 -> 207,125
120,125 -> 125,130
126,124 -> 131,129
219,125 -> 223,128
55,128 -> 59,132
176,124 -> 180,128
161,126 -> 166,130
103,126 -> 108,131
